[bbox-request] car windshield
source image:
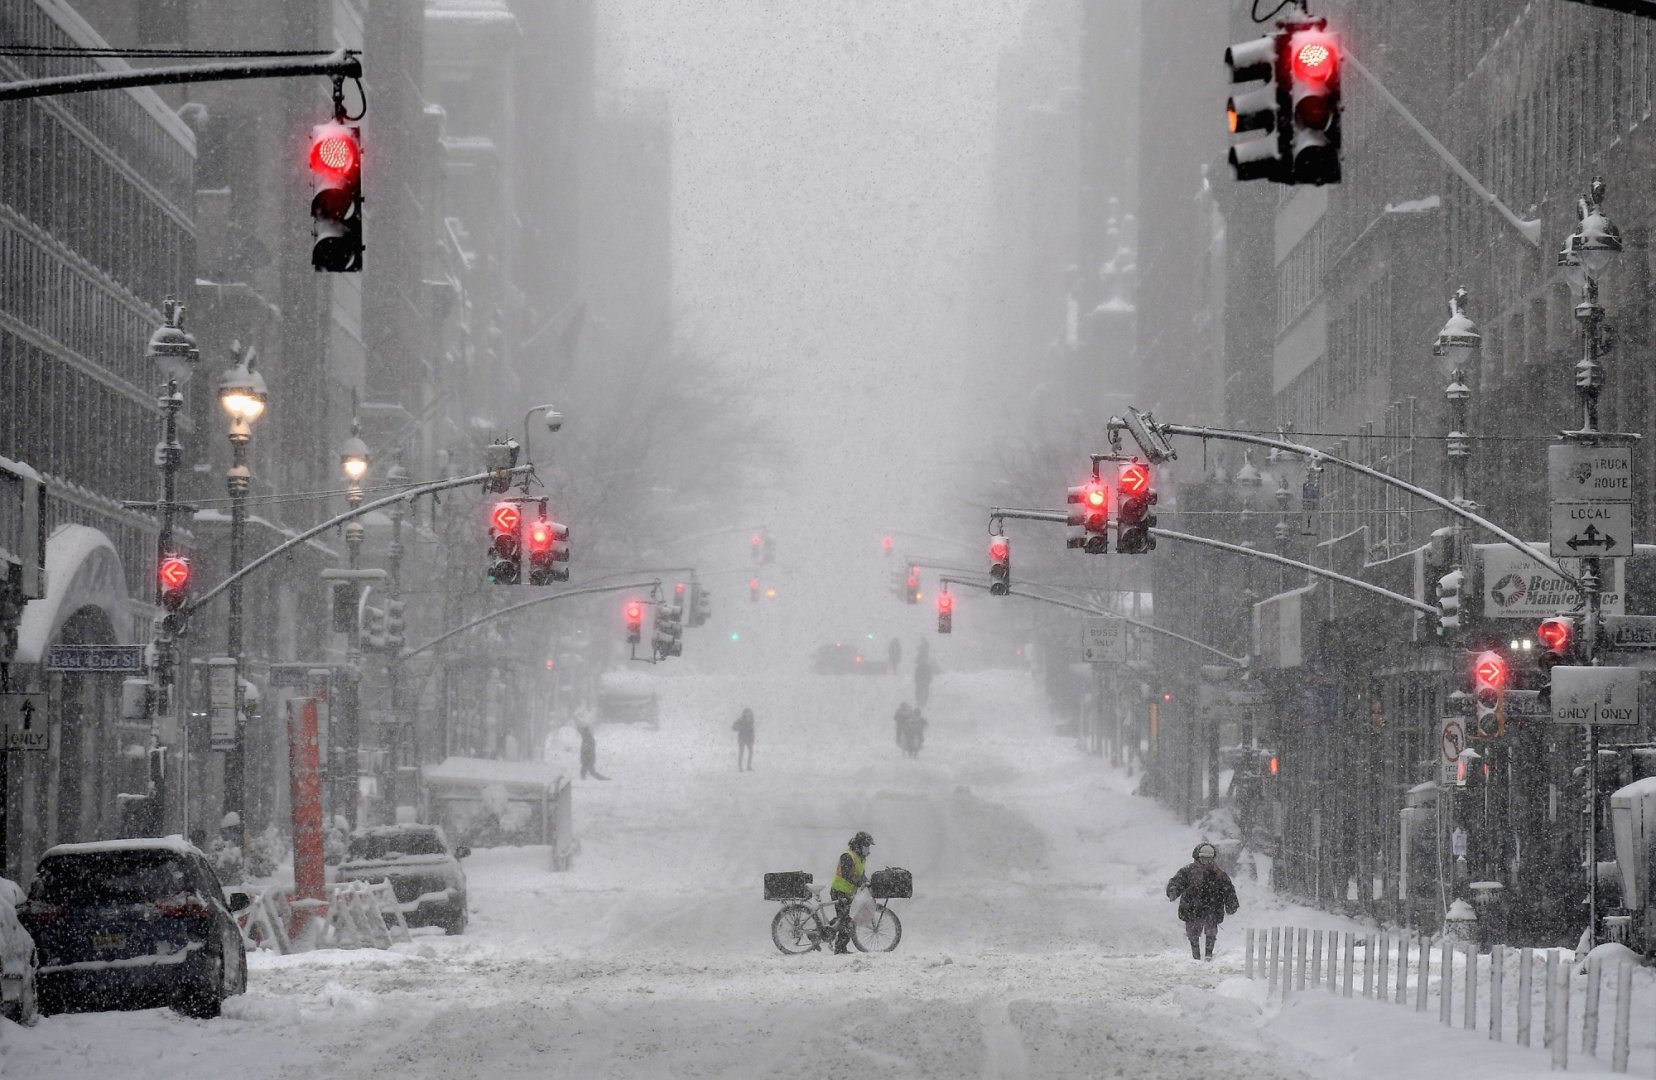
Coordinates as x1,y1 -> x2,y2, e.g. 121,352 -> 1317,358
34,851 -> 191,906
348,831 -> 446,860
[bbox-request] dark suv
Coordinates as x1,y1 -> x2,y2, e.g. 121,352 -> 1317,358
18,837 -> 248,1018
336,825 -> 470,934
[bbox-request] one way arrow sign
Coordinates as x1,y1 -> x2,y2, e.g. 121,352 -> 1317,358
0,693 -> 49,752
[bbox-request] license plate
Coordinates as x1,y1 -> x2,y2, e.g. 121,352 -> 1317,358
92,932 -> 126,950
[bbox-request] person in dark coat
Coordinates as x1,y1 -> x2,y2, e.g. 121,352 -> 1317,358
733,707 -> 755,771
1166,841 -> 1239,960
578,722 -> 609,781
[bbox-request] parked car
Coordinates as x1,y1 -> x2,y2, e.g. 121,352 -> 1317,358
813,642 -> 884,675
595,669 -> 660,727
18,837 -> 248,1018
336,824 -> 470,934
0,876 -> 36,1025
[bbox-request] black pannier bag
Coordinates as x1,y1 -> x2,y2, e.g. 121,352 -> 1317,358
764,871 -> 813,900
870,867 -> 912,899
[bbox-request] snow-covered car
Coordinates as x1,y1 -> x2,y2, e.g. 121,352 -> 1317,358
18,837 -> 248,1018
595,669 -> 660,727
0,876 -> 36,1024
812,642 -> 884,675
337,824 -> 470,934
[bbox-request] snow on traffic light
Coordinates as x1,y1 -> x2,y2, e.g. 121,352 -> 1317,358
1067,478 -> 1109,553
1115,461 -> 1158,554
488,501 -> 522,585
989,534 -> 1011,596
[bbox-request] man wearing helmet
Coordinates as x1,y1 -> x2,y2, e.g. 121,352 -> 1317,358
1165,841 -> 1239,960
828,831 -> 875,954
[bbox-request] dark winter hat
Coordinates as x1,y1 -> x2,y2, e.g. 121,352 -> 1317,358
1193,842 -> 1217,860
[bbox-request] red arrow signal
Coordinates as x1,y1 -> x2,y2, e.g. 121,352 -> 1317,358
1119,462 -> 1149,495
159,556 -> 190,589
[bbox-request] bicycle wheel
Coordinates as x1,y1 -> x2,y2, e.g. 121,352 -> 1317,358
771,904 -> 819,955
852,905 -> 902,952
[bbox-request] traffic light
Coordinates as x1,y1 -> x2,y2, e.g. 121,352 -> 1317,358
525,514 -> 570,585
331,579 -> 361,633
882,536 -> 894,557
654,602 -> 684,659
361,604 -> 387,650
382,599 -> 406,652
693,586 -> 712,627
1471,650 -> 1507,739
906,566 -> 920,604
487,501 -> 522,585
751,534 -> 762,563
1435,569 -> 1465,638
762,534 -> 775,564
1115,462 -> 1158,554
750,577 -> 760,603
1224,32 -> 1284,182
989,534 -> 1011,596
625,600 -> 644,645
308,122 -> 363,272
937,591 -> 953,634
1537,616 -> 1576,674
158,554 -> 190,610
1284,26 -> 1341,185
1067,478 -> 1109,553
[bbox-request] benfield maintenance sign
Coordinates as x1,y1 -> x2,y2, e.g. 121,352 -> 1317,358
1480,547 -> 1624,619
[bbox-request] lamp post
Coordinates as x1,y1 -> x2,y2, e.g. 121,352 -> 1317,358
143,299 -> 199,833
1432,287 -> 1481,902
217,343 -> 266,851
383,451 -> 411,820
333,418 -> 371,830
340,419 -> 370,569
1562,177 -> 1622,948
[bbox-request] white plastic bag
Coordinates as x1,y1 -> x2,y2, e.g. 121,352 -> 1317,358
850,887 -> 877,927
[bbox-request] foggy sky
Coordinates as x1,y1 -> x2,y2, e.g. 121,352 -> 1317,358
597,0 -> 1030,653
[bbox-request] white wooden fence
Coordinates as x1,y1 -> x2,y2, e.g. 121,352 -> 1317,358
1245,926 -> 1643,1073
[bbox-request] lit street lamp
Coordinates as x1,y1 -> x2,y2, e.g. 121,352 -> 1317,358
218,342 -> 267,850
340,419 -> 370,568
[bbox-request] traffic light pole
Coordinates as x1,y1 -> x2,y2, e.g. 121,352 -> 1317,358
0,49 -> 362,103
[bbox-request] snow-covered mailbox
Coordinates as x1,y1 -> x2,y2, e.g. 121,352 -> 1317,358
1610,775 -> 1656,949
420,757 -> 575,870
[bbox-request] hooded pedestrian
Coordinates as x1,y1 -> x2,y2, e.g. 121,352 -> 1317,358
1165,841 -> 1238,960
578,722 -> 609,781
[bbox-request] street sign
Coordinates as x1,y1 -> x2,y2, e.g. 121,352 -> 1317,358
44,644 -> 145,672
1440,717 -> 1466,763
1548,444 -> 1633,503
1502,689 -> 1550,719
1607,616 -> 1656,650
1080,619 -> 1126,663
1552,666 -> 1640,726
1482,548 -> 1624,618
0,693 -> 49,751
1198,686 -> 1268,723
209,657 -> 237,751
1550,502 -> 1632,559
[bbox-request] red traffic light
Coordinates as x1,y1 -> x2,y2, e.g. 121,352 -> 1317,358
989,539 -> 1009,561
309,125 -> 360,179
159,555 -> 190,590
527,519 -> 553,553
1290,33 -> 1337,83
1118,462 -> 1150,496
937,593 -> 954,613
1268,754 -> 1279,776
625,601 -> 643,623
881,536 -> 893,551
1086,484 -> 1106,508
1537,618 -> 1572,654
675,582 -> 686,596
1473,650 -> 1507,690
491,502 -> 521,534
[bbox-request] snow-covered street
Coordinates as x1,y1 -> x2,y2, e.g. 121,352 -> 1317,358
1,667 -> 1615,1078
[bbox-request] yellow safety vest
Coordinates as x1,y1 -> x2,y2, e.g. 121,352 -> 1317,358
831,849 -> 864,895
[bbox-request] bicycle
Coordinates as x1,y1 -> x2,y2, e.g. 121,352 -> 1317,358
767,876 -> 905,955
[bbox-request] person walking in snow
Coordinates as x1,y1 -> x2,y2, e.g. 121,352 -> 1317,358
1165,841 -> 1238,960
828,831 -> 875,954
733,707 -> 755,771
578,722 -> 609,781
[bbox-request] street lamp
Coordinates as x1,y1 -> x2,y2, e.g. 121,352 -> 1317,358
340,420 -> 370,568
217,342 -> 267,849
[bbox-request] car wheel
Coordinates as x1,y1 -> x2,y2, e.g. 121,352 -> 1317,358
223,936 -> 247,997
175,949 -> 223,1019
444,901 -> 469,935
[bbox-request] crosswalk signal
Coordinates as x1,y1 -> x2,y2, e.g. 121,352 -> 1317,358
1284,26 -> 1341,185
989,534 -> 1011,596
1115,462 -> 1158,554
1224,32 -> 1285,182
937,591 -> 953,635
309,122 -> 363,271
488,502 -> 522,585
1471,650 -> 1507,739
1067,479 -> 1109,554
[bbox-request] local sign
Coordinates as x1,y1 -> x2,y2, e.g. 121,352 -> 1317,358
1551,666 -> 1640,727
0,693 -> 49,751
1549,443 -> 1633,560
1080,619 -> 1126,663
44,644 -> 146,672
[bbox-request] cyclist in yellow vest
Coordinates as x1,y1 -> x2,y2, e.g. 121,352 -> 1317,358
829,831 -> 874,953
